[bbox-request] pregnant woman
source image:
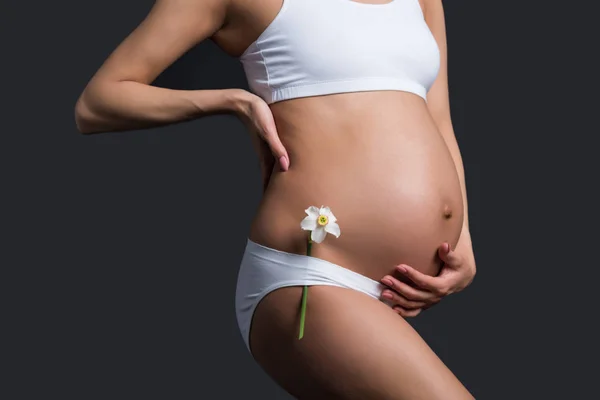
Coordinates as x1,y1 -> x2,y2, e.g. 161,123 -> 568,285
75,0 -> 477,398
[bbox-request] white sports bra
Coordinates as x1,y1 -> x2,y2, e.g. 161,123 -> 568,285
238,0 -> 440,104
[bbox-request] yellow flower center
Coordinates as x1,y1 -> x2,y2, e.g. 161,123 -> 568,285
318,215 -> 329,226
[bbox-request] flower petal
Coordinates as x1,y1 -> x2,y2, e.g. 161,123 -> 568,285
324,222 -> 341,238
319,206 -> 337,223
311,226 -> 327,243
305,206 -> 320,218
301,216 -> 318,231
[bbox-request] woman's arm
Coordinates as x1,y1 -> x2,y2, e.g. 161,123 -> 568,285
379,0 -> 476,314
423,0 -> 470,233
74,0 -> 243,134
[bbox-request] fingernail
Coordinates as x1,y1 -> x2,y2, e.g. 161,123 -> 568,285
279,155 -> 289,171
382,278 -> 393,287
397,265 -> 408,274
382,291 -> 393,299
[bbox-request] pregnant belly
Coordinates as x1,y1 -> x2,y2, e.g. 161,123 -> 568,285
248,92 -> 464,281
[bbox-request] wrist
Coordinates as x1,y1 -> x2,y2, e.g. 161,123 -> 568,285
222,88 -> 256,117
461,215 -> 470,234
462,222 -> 470,234
459,223 -> 471,242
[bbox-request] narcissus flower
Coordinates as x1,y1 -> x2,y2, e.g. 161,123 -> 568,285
298,205 -> 341,340
300,206 -> 341,244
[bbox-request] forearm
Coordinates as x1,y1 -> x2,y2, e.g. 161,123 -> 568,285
437,118 -> 470,233
75,81 -> 247,134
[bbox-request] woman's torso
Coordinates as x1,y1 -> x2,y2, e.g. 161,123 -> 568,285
213,0 -> 464,280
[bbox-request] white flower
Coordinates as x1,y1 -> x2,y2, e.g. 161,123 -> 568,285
300,205 -> 341,244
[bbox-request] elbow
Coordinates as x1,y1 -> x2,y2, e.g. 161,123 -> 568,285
74,95 -> 95,134
74,85 -> 111,134
74,102 -> 89,134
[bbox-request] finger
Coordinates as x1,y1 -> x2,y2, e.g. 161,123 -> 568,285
395,264 -> 449,295
252,135 -> 275,192
438,242 -> 461,267
381,276 -> 438,302
422,299 -> 441,311
381,290 -> 427,309
393,306 -> 422,318
262,125 -> 289,171
259,139 -> 275,170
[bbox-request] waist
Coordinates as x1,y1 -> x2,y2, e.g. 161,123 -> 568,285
249,92 -> 464,280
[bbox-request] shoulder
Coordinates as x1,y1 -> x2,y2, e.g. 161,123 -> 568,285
422,0 -> 445,16
421,0 -> 445,29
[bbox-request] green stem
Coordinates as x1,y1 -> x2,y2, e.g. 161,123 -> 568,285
299,234 -> 312,340
299,286 -> 308,340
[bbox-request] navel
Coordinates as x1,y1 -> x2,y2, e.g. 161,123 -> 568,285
442,204 -> 453,219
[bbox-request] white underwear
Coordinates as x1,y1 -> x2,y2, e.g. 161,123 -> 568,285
235,238 -> 390,353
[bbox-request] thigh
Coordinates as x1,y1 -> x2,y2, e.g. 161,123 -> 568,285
250,285 -> 474,400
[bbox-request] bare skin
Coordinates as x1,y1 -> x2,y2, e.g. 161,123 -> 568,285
75,0 -> 476,398
252,286 -> 473,399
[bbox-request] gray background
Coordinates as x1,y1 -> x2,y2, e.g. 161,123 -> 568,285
2,0 -> 598,399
